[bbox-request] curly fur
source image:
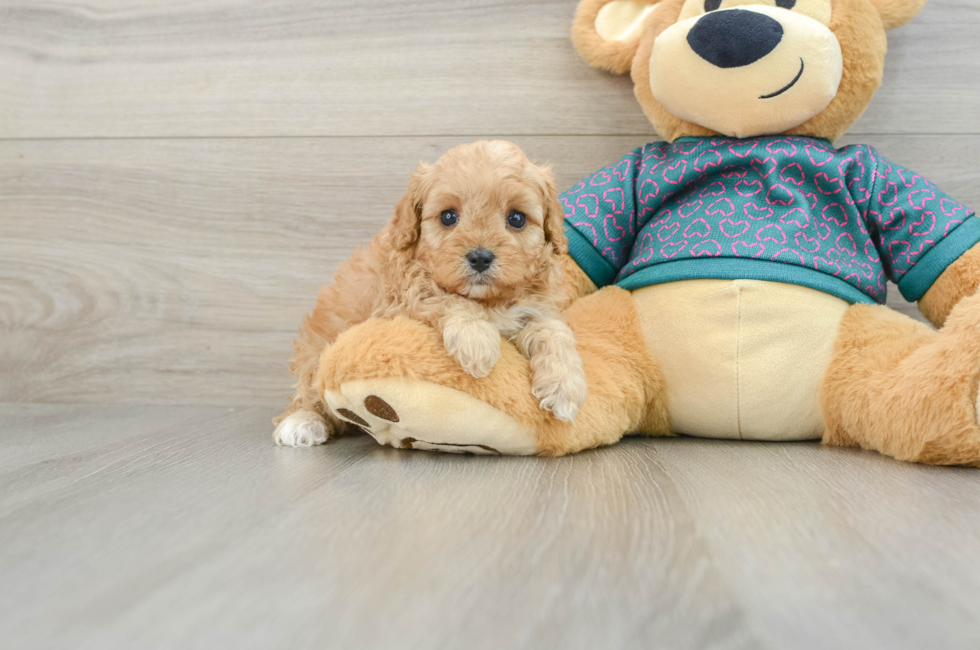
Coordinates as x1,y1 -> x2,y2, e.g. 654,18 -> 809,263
275,141 -> 585,444
316,285 -> 670,457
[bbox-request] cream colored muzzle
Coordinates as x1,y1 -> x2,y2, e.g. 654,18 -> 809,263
649,5 -> 843,138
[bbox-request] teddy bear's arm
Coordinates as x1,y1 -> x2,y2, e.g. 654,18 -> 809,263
560,147 -> 650,291
918,242 -> 980,328
859,149 -> 980,315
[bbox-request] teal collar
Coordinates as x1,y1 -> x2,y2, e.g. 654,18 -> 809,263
672,135 -> 835,146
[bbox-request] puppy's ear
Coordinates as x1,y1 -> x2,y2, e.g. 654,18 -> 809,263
390,162 -> 432,251
867,0 -> 928,30
573,0 -> 662,74
533,163 -> 569,256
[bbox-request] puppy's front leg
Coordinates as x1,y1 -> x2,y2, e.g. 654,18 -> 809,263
438,300 -> 501,378
274,407 -> 334,447
515,316 -> 588,422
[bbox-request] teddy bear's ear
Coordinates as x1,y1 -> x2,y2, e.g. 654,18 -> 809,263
572,0 -> 662,74
868,0 -> 929,30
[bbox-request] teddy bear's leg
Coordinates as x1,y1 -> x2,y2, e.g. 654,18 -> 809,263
918,242 -> 980,328
316,286 -> 670,456
821,292 -> 980,466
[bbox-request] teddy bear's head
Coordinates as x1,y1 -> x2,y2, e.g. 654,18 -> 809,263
573,0 -> 927,142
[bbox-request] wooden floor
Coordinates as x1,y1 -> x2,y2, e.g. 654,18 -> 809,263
2,403 -> 979,650
3,0 -> 980,647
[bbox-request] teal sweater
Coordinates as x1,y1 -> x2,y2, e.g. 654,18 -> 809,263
562,136 -> 979,304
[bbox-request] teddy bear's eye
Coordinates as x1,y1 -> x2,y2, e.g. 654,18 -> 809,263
704,0 -> 722,10
776,0 -> 797,7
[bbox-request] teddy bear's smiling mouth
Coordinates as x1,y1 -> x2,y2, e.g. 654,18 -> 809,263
759,58 -> 806,100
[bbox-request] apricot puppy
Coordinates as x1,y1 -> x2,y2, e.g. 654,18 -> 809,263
274,141 -> 587,447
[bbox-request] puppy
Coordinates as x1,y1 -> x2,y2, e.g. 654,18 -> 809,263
274,140 -> 588,447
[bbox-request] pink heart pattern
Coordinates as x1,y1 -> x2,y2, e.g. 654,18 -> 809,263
560,136 -> 976,304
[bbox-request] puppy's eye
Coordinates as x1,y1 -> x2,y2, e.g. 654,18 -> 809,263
704,0 -> 722,11
775,0 -> 796,8
440,210 -> 458,227
507,210 -> 527,230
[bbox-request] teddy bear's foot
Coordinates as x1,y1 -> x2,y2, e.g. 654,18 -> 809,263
316,289 -> 670,457
322,376 -> 538,455
274,410 -> 330,447
823,293 -> 980,467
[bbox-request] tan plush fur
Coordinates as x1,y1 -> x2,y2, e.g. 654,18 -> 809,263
786,0 -> 889,142
573,0 -> 894,143
571,0 -> 660,75
822,294 -> 980,466
317,282 -> 671,456
868,0 -> 929,29
288,0 -> 980,468
276,141 -> 585,444
918,242 -> 980,328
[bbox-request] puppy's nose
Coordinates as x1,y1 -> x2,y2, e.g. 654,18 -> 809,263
466,248 -> 495,273
687,9 -> 783,69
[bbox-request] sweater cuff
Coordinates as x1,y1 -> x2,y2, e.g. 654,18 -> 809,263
564,224 -> 618,288
898,215 -> 980,302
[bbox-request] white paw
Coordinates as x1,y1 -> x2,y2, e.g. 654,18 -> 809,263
533,362 -> 588,422
442,315 -> 501,378
524,321 -> 587,422
274,410 -> 329,447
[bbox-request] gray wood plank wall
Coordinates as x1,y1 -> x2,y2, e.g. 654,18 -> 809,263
2,0 -> 979,407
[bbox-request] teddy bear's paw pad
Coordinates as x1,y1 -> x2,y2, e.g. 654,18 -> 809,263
334,407 -> 371,428
363,395 -> 399,422
326,377 -> 539,455
323,391 -> 373,433
274,410 -> 330,447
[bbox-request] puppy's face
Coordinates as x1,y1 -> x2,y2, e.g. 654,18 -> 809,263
393,141 -> 567,303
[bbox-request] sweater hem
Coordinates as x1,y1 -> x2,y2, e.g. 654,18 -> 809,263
897,215 -> 980,302
615,258 -> 877,305
565,224 -> 618,288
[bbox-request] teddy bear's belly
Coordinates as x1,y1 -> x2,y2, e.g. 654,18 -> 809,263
633,279 -> 850,441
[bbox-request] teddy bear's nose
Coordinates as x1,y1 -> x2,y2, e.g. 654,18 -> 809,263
687,9 -> 784,69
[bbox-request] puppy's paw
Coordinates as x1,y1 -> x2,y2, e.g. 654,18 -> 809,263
274,410 -> 331,447
525,321 -> 587,422
532,358 -> 588,422
442,315 -> 502,378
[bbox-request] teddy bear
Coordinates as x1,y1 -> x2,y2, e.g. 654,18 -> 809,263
311,0 -> 980,466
